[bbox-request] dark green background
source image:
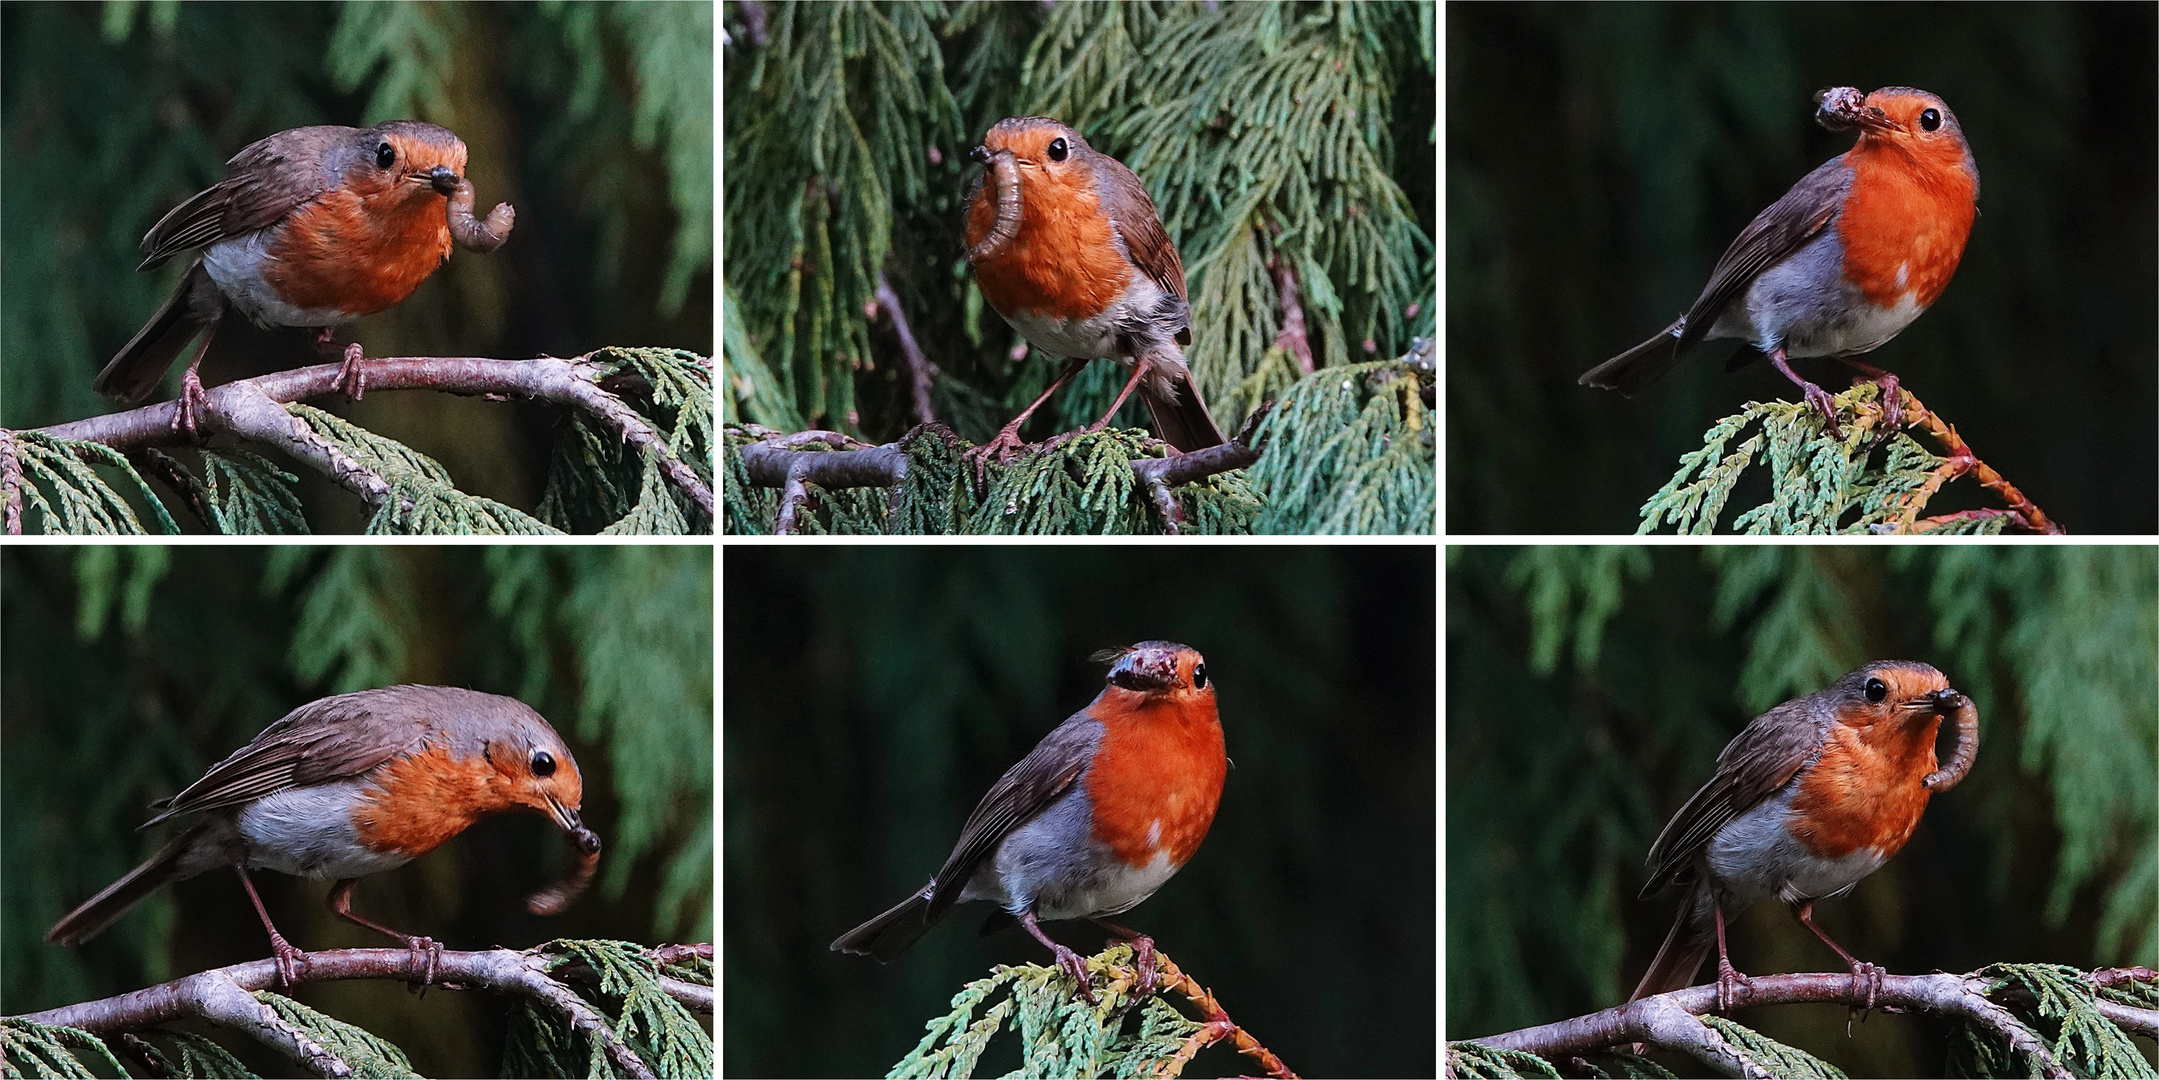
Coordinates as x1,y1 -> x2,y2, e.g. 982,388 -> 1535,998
1448,3 -> 2158,534
724,546 -> 1437,1079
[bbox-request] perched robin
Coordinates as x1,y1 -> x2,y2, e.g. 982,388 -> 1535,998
1631,661 -> 1978,1011
94,121 -> 515,437
962,117 -> 1227,465
47,686 -> 599,987
831,641 -> 1225,1004
1581,87 -> 1979,438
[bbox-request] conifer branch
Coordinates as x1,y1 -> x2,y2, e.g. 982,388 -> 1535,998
1451,964 -> 2159,1078
8,942 -> 714,1079
12,351 -> 713,531
874,272 -> 940,426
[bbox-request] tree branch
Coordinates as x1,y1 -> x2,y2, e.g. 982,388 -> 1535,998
874,272 -> 939,426
1893,387 -> 2061,533
732,416 -> 1266,534
18,351 -> 712,525
1453,969 -> 2082,1078
7,943 -> 713,1079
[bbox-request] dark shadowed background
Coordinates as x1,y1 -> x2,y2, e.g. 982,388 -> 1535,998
725,545 -> 1437,1079
1447,3 -> 2157,534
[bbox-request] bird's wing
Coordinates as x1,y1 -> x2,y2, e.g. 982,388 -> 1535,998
1675,157 -> 1853,356
1094,154 -> 1186,303
1640,697 -> 1829,896
141,688 -> 434,827
924,713 -> 1101,923
137,126 -> 349,270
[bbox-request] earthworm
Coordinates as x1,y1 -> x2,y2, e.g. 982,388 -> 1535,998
966,147 -> 1022,263
447,176 -> 515,252
526,823 -> 602,915
1922,690 -> 1978,792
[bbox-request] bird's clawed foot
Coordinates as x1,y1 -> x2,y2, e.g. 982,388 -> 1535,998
1048,941 -> 1098,1006
1713,956 -> 1753,1014
962,423 -> 1029,483
1799,379 -> 1843,438
264,929 -> 307,990
404,934 -> 442,989
337,342 -> 368,401
1846,958 -> 1885,1011
170,371 -> 211,439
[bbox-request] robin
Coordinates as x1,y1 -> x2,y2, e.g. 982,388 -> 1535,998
1581,86 -> 1979,438
46,685 -> 597,988
1631,661 -> 1978,1011
962,117 -> 1227,465
831,641 -> 1225,1005
93,120 -> 515,437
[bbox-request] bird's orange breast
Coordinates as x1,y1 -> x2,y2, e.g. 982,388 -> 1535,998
1083,693 -> 1226,870
351,742 -> 540,857
1835,143 -> 1977,310
265,185 -> 453,317
967,167 -> 1132,323
1787,713 -> 1941,860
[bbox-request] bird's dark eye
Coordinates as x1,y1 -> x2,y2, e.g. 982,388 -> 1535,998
1864,678 -> 1888,704
1192,663 -> 1207,689
375,141 -> 396,169
531,750 -> 556,777
1919,108 -> 1941,132
1047,137 -> 1068,162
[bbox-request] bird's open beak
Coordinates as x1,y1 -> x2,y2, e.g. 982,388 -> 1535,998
544,792 -> 583,833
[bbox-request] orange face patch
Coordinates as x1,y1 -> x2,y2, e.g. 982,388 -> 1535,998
1787,664 -> 1952,860
1083,650 -> 1226,869
965,122 -> 1133,323
1836,92 -> 1978,310
351,736 -> 578,858
263,131 -> 464,315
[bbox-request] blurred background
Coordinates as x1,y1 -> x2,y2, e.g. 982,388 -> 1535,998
1,1 -> 713,528
724,546 -> 1436,1078
1448,546 -> 2157,1074
1447,3 -> 2157,534
0,545 -> 712,1076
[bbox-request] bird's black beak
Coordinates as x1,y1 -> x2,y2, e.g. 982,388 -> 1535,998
969,145 -> 991,165
1920,688 -> 1967,713
426,165 -> 462,197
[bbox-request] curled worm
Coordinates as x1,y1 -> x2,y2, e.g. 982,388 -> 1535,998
447,177 -> 516,252
526,823 -> 602,915
966,148 -> 1022,263
1922,691 -> 1978,792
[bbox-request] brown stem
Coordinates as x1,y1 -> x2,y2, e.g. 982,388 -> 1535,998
1146,950 -> 1298,1079
1903,390 -> 2062,533
875,272 -> 939,426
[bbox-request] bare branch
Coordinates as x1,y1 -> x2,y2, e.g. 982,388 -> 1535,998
1455,969 -> 2073,1078
875,273 -> 939,426
7,943 -> 715,1079
23,351 -> 712,521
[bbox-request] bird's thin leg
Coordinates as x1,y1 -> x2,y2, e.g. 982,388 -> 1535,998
171,314 -> 221,439
1018,908 -> 1097,1006
1712,897 -> 1751,1013
965,357 -> 1089,473
326,878 -> 439,986
1086,362 -> 1150,433
1795,900 -> 1883,1010
1765,346 -> 1841,435
233,866 -> 304,988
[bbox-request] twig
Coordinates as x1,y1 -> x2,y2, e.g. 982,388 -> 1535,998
732,419 -> 1263,534
1142,950 -> 1297,1079
1456,969 -> 2070,1078
8,944 -> 708,1079
129,448 -> 212,530
1897,388 -> 2061,533
1268,253 -> 1315,374
0,429 -> 21,535
23,352 -> 712,521
875,272 -> 939,426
